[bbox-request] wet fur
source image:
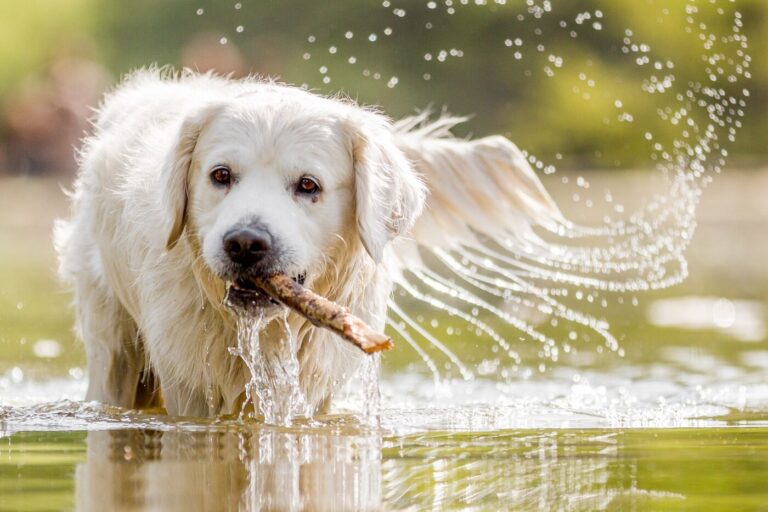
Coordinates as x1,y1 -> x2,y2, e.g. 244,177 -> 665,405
55,68 -> 559,417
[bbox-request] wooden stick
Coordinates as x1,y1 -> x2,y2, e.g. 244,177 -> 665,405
251,273 -> 394,355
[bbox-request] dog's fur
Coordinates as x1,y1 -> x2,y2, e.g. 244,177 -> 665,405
56,69 -> 561,417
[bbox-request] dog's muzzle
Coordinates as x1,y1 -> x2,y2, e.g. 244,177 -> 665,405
220,222 -> 306,313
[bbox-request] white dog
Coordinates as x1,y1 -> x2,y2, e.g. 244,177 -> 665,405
55,69 -> 562,417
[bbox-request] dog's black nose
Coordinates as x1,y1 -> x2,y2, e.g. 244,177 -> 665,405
223,226 -> 273,266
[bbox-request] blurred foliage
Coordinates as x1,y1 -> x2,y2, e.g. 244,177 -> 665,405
0,0 -> 97,96
0,0 -> 765,170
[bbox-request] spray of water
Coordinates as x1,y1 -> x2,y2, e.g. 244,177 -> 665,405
229,311 -> 308,426
300,0 -> 749,381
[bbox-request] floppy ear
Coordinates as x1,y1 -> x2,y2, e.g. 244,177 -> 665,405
347,113 -> 427,263
163,103 -> 223,250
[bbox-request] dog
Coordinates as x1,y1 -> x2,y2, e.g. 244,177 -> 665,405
55,68 -> 562,417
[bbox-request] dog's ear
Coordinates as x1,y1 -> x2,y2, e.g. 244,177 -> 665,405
163,103 -> 223,250
345,112 -> 427,263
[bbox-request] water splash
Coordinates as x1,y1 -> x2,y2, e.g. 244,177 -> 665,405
343,0 -> 748,380
229,311 -> 308,426
360,354 -> 383,428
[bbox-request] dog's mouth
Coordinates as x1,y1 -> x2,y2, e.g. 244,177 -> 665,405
224,273 -> 306,312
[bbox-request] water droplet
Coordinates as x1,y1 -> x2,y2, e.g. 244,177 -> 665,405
10,367 -> 23,384
33,339 -> 61,358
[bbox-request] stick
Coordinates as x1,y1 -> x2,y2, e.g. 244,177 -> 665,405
251,273 -> 394,355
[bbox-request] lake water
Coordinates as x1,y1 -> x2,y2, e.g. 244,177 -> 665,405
1,172 -> 767,511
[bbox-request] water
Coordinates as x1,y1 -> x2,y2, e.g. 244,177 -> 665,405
226,308 -> 384,428
1,1 -> 765,510
228,311 -> 309,426
2,363 -> 768,510
2,427 -> 767,511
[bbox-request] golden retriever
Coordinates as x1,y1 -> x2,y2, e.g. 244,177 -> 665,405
55,69 -> 562,417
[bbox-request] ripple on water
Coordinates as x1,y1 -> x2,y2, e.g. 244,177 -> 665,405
2,367 -> 768,435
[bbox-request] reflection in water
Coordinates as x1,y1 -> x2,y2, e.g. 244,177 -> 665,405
71,427 -> 679,512
75,427 -> 382,512
382,431 -> 683,511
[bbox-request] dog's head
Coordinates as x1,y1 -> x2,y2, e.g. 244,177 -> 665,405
161,87 -> 425,313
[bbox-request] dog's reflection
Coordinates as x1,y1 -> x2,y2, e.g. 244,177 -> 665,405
75,427 -> 381,512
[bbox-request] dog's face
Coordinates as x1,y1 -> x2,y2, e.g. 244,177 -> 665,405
162,88 -> 425,313
190,98 -> 355,310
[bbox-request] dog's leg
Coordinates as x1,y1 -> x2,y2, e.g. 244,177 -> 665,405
134,363 -> 163,409
75,279 -> 144,408
159,381 -> 211,417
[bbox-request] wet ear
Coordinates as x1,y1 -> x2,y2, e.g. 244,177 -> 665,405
347,112 -> 427,263
163,103 -> 223,250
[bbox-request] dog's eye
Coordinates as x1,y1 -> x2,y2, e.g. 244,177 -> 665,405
296,176 -> 321,196
210,166 -> 232,187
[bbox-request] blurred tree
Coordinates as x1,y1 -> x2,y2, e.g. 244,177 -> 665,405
0,0 -> 764,174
